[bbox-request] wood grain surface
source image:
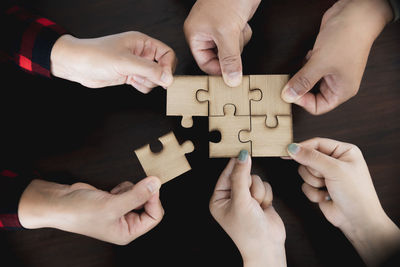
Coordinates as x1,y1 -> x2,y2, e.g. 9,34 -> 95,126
0,0 -> 399,266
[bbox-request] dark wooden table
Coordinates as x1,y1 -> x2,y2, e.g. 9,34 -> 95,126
1,0 -> 399,266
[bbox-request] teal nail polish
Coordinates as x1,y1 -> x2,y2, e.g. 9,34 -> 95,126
238,150 -> 248,162
287,143 -> 300,154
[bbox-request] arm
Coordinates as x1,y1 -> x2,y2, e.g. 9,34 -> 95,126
18,177 -> 164,245
210,150 -> 287,267
1,3 -> 176,93
287,139 -> 400,266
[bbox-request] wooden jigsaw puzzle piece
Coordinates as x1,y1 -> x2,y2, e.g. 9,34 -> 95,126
239,115 -> 293,157
135,132 -> 194,184
209,104 -> 251,158
167,76 -> 209,128
197,76 -> 261,116
250,75 -> 291,128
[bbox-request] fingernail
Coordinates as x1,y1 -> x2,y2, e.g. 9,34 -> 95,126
161,71 -> 172,85
227,71 -> 242,87
287,143 -> 300,155
282,86 -> 298,102
146,179 -> 161,193
238,149 -> 249,162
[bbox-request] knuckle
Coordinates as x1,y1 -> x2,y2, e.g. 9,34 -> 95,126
220,54 -> 241,66
294,75 -> 312,91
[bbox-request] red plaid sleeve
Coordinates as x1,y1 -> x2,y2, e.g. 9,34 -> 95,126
0,169 -> 38,230
1,4 -> 68,77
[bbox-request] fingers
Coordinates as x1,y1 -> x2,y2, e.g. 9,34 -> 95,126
124,193 -> 164,241
287,142 -> 339,178
298,165 -> 326,188
230,150 -> 252,203
302,183 -> 330,203
113,176 -> 161,215
261,182 -> 274,210
119,55 -> 171,87
293,80 -> 340,115
111,181 -> 134,194
281,56 -> 326,103
215,31 -> 243,87
210,158 -> 236,204
249,174 -> 265,204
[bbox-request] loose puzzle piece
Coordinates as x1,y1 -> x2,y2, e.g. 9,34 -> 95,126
250,75 -> 291,128
239,116 -> 293,157
167,76 -> 208,128
197,76 -> 261,116
209,104 -> 251,158
135,132 -> 194,184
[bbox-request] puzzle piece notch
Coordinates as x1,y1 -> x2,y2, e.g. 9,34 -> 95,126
208,104 -> 251,158
196,76 -> 262,116
135,132 -> 194,184
239,115 -> 293,157
167,76 -> 209,128
249,75 -> 291,128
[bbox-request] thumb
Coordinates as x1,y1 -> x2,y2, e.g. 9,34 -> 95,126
230,150 -> 252,203
287,143 -> 339,178
216,32 -> 243,87
281,56 -> 325,103
113,176 -> 161,215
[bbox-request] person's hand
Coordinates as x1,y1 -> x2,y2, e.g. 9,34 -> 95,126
50,31 -> 177,93
184,0 -> 261,87
210,150 -> 286,267
281,0 -> 393,115
18,177 -> 164,245
287,138 -> 400,266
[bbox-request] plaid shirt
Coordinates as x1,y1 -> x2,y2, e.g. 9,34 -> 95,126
0,2 -> 66,230
0,2 -> 67,77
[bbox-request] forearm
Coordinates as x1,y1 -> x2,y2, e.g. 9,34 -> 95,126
344,213 -> 400,266
349,0 -> 393,41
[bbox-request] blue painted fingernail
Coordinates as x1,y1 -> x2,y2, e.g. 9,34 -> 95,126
238,150 -> 248,162
287,143 -> 300,154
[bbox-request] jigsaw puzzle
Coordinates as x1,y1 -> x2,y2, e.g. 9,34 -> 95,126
250,75 -> 291,127
135,132 -> 194,183
167,76 -> 208,128
196,76 -> 261,116
239,116 -> 293,156
166,75 -> 293,157
209,104 -> 251,158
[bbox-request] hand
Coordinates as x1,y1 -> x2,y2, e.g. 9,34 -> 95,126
184,0 -> 260,87
18,177 -> 164,245
287,138 -> 400,266
50,31 -> 177,93
210,150 -> 286,267
281,0 -> 393,115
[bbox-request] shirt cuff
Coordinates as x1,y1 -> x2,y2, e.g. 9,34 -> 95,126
5,6 -> 68,77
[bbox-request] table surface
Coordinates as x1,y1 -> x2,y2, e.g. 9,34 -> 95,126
1,0 -> 399,266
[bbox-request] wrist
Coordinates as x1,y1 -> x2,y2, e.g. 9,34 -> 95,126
50,34 -> 80,80
18,179 -> 70,229
343,212 -> 400,266
242,244 -> 286,267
